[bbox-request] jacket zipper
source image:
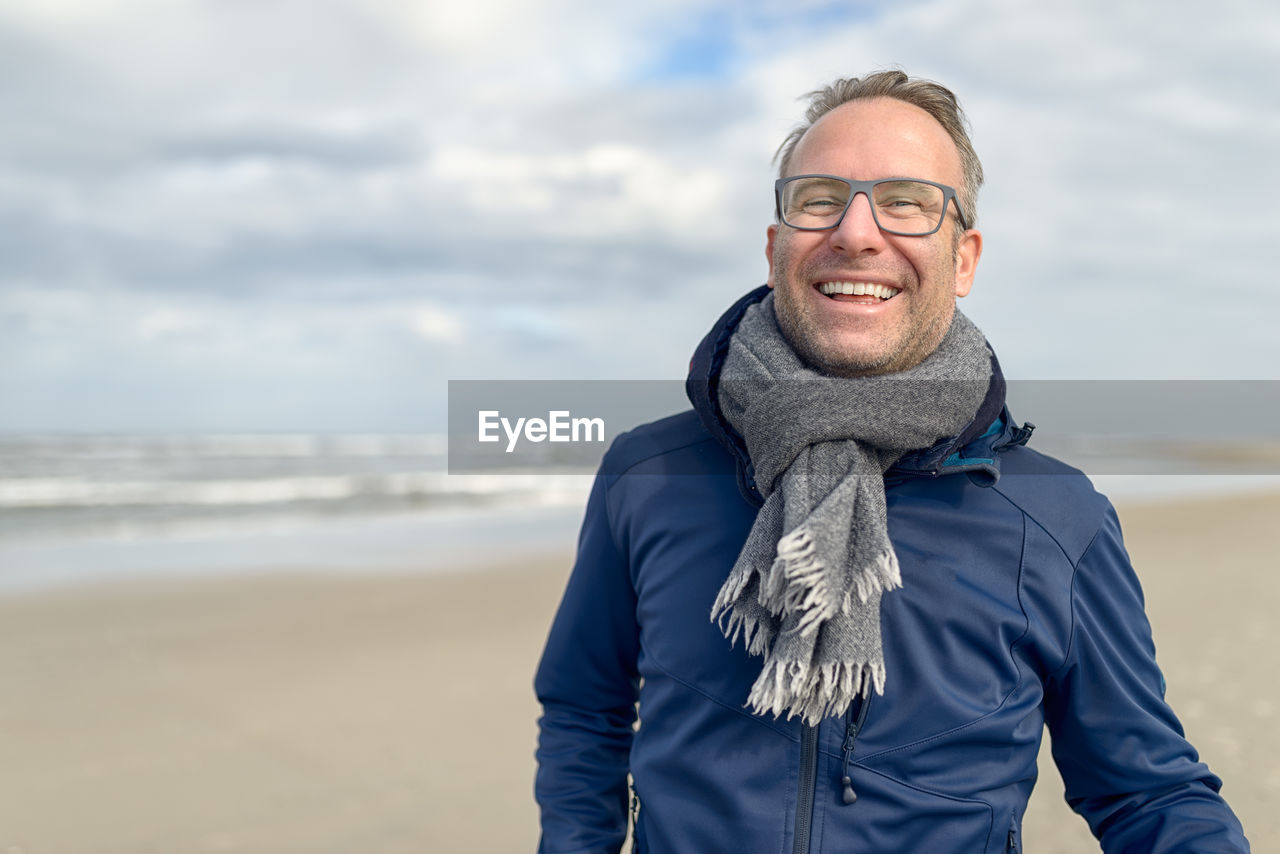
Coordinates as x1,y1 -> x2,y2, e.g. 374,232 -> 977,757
839,694 -> 871,805
793,724 -> 819,854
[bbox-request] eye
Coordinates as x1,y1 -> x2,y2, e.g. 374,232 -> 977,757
802,196 -> 844,211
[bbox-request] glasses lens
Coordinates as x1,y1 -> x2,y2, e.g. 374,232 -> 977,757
779,178 -> 949,234
779,177 -> 852,229
871,180 -> 946,235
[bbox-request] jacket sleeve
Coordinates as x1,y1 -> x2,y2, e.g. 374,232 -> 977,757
1043,503 -> 1250,853
534,472 -> 640,854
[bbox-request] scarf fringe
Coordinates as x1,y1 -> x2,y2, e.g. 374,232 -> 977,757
853,549 -> 903,605
712,533 -> 906,720
711,565 -> 751,618
765,528 -> 903,631
767,527 -> 839,636
714,599 -> 776,658
747,655 -> 886,726
712,568 -> 777,657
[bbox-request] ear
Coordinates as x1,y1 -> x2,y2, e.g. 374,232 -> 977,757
953,228 -> 982,298
765,224 -> 778,288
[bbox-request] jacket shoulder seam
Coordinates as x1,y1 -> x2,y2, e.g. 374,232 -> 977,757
987,483 -> 1107,675
599,472 -> 628,576
1046,522 -> 1108,680
988,481 -> 1103,566
603,434 -> 721,481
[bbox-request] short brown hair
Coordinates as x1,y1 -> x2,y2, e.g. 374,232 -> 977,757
776,70 -> 984,228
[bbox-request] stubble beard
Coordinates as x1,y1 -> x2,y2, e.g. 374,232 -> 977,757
769,241 -> 958,378
773,293 -> 899,377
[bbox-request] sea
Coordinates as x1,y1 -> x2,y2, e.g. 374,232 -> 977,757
2,431 -> 1278,594
0,433 -> 593,594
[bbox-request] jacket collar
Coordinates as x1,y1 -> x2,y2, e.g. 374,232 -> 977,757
685,285 -> 1031,505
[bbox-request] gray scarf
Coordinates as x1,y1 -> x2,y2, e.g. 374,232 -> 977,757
710,293 -> 993,725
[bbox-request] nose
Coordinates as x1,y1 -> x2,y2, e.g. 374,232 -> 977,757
828,191 -> 887,256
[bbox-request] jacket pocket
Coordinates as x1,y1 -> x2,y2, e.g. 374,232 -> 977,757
820,769 -> 994,852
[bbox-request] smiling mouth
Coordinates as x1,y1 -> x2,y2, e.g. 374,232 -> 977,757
817,281 -> 901,302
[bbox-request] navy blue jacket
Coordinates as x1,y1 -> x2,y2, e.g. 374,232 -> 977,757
535,286 -> 1248,853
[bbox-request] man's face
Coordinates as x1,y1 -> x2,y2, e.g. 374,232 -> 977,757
766,97 -> 983,376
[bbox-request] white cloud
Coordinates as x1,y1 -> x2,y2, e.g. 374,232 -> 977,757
430,142 -> 736,242
135,307 -> 205,341
409,305 -> 464,344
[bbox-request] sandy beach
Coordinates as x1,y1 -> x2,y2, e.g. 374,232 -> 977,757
1,492 -> 1275,853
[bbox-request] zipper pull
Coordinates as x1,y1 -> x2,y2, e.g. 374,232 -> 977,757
839,699 -> 864,806
1007,828 -> 1018,853
839,735 -> 857,803
840,773 -> 857,805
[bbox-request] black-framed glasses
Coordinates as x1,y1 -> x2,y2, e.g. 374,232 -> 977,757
774,175 -> 969,236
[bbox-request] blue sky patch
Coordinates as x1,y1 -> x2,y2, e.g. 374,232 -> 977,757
635,2 -> 883,83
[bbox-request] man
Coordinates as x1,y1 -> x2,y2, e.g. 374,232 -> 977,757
534,71 -> 1248,853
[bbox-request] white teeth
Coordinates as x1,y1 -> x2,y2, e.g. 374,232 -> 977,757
818,281 -> 901,299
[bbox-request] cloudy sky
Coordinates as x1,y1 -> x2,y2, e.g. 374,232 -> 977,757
1,0 -> 1277,432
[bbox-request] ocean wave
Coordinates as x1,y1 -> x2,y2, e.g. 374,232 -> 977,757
0,472 -> 592,509
0,433 -> 449,463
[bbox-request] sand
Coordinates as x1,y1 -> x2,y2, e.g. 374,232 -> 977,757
1,492 -> 1276,853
